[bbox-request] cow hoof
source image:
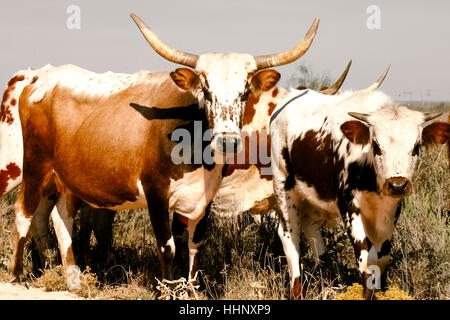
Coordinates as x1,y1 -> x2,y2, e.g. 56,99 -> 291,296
290,276 -> 306,300
10,276 -> 29,289
363,288 -> 377,300
10,276 -> 22,284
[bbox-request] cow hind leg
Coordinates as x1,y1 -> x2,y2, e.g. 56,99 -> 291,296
10,162 -> 56,281
301,208 -> 325,264
51,192 -> 81,290
9,191 -> 33,282
29,195 -> 58,270
273,181 -> 303,299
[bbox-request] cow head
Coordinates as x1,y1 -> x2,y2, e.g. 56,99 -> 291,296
341,108 -> 449,198
130,13 -> 319,154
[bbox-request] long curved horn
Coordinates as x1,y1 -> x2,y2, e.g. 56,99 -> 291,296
348,112 -> 370,123
364,64 -> 390,91
130,13 -> 199,68
423,112 -> 442,123
321,60 -> 352,95
254,18 -> 320,70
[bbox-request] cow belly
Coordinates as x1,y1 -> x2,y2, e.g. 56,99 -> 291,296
294,180 -> 340,221
211,166 -> 274,217
83,180 -> 148,211
168,166 -> 223,221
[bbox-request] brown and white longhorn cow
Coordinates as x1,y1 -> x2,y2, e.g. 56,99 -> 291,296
270,67 -> 449,299
9,13 -> 319,288
74,60 -> 352,270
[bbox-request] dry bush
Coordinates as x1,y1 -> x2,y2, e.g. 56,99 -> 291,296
156,274 -> 203,300
33,265 -> 100,298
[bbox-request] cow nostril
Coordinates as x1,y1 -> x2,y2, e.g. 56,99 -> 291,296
389,181 -> 407,192
233,137 -> 242,151
216,136 -> 225,150
223,137 -> 240,152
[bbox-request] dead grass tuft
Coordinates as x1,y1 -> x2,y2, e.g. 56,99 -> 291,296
33,265 -> 100,298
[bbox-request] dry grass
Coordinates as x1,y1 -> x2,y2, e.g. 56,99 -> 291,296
33,265 -> 100,298
96,273 -> 158,300
0,143 -> 448,300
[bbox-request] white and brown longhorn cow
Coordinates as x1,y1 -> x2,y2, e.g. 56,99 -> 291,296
72,61 -> 352,271
270,67 -> 449,299
8,13 -> 319,288
62,60 -> 351,271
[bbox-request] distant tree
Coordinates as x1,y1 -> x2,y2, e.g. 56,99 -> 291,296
287,63 -> 332,90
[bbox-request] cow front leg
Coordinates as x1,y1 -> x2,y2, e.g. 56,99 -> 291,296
376,202 -> 402,291
377,239 -> 392,291
343,210 -> 378,300
147,195 -> 175,281
186,204 -> 210,281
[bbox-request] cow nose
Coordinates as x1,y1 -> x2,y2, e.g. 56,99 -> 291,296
384,177 -> 411,197
214,133 -> 242,153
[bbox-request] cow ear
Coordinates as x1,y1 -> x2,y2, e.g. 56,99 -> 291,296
341,120 -> 370,145
422,122 -> 449,146
250,69 -> 281,94
170,68 -> 200,91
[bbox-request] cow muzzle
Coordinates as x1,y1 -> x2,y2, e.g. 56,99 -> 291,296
383,177 -> 412,198
212,133 -> 242,154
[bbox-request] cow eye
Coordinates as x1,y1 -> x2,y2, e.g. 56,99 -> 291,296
202,88 -> 212,101
412,143 -> 420,156
373,140 -> 382,156
240,89 -> 250,101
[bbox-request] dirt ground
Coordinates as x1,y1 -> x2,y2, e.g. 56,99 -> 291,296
0,282 -> 83,300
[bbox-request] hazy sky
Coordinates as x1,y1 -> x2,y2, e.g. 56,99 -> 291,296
1,0 -> 449,101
